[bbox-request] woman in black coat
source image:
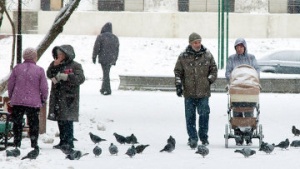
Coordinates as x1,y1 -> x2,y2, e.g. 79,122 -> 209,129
47,45 -> 85,149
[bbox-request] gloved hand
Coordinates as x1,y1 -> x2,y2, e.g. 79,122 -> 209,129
56,72 -> 68,81
208,75 -> 213,84
176,85 -> 183,97
92,58 -> 96,64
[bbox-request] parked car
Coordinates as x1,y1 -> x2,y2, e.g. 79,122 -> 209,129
257,50 -> 300,74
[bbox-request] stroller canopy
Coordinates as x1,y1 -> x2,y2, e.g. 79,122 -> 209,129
230,64 -> 260,89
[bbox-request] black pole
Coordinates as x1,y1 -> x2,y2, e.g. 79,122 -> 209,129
16,0 -> 22,64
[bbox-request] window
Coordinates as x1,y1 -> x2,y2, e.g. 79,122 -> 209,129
98,0 -> 124,11
288,0 -> 300,13
178,0 -> 189,12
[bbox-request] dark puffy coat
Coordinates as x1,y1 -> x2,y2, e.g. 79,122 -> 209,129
47,45 -> 85,122
174,45 -> 218,98
92,22 -> 119,65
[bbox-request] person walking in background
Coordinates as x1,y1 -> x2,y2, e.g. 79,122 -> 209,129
47,45 -> 85,149
8,47 -> 48,150
174,32 -> 218,146
92,22 -> 119,95
225,38 -> 260,146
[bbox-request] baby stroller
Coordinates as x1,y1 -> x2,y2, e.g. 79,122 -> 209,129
224,64 -> 264,148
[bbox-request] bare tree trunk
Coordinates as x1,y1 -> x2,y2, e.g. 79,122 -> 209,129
37,0 -> 81,59
0,0 -> 81,95
0,0 -> 4,27
0,0 -> 15,94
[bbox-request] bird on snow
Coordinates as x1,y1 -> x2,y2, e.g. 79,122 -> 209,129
6,147 -> 20,157
113,132 -> 127,144
290,140 -> 300,147
21,147 -> 39,160
292,126 -> 300,136
167,135 -> 176,147
125,145 -> 136,158
125,134 -> 139,144
109,143 -> 119,155
60,144 -> 74,155
66,150 -> 89,160
160,143 -> 175,153
188,140 -> 198,149
135,144 -> 149,154
89,132 -> 106,144
93,145 -> 102,157
274,138 -> 289,150
195,145 -> 209,158
259,142 -> 275,154
234,148 -> 256,158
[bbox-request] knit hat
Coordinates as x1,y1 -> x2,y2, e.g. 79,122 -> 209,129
189,32 -> 202,43
23,47 -> 37,61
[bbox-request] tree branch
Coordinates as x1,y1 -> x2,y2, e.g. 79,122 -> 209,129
36,0 -> 81,59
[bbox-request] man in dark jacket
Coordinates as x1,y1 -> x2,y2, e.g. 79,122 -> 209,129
47,45 -> 85,149
92,22 -> 119,95
174,32 -> 218,146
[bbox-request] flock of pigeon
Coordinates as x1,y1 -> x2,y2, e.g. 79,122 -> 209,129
5,125 -> 300,160
234,125 -> 300,158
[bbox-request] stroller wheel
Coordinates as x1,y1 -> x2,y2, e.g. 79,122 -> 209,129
225,124 -> 229,148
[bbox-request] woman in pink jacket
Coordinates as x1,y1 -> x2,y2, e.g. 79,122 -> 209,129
8,47 -> 48,150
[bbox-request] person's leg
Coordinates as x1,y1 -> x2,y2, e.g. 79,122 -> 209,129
53,120 -> 66,148
196,97 -> 210,145
11,106 -> 25,148
233,111 -> 244,145
64,121 -> 74,148
101,64 -> 111,95
26,107 -> 40,148
184,98 -> 198,143
244,111 -> 254,145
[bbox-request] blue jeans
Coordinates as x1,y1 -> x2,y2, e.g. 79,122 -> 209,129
184,97 -> 210,142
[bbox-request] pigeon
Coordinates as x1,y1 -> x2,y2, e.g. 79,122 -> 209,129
109,143 -> 119,155
167,135 -> 176,147
66,150 -> 89,160
125,145 -> 136,158
6,148 -> 21,157
93,146 -> 102,157
60,144 -> 74,155
290,140 -> 300,147
234,148 -> 256,158
135,144 -> 149,154
160,143 -> 175,153
21,147 -> 40,160
125,134 -> 139,144
259,142 -> 275,154
89,132 -> 106,144
292,126 -> 300,136
113,132 -> 127,144
188,140 -> 198,149
274,138 -> 290,150
195,145 -> 209,158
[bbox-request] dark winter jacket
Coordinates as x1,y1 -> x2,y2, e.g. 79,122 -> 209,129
8,60 -> 48,108
174,45 -> 218,98
225,38 -> 260,82
92,22 -> 119,65
47,45 -> 85,122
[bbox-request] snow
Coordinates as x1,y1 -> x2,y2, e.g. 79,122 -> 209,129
1,35 -> 300,168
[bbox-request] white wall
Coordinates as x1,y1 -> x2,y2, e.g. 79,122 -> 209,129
2,11 -> 300,38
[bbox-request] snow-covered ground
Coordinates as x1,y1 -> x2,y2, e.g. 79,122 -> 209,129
1,35 -> 300,169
